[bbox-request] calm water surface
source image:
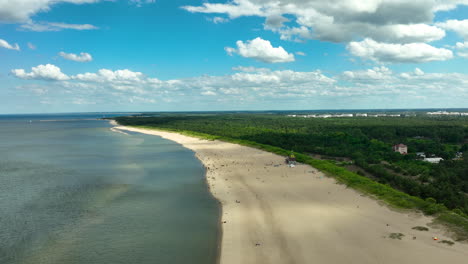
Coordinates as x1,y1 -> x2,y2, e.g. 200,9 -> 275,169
0,115 -> 219,264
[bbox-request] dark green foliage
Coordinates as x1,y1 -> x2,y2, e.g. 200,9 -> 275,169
412,226 -> 429,231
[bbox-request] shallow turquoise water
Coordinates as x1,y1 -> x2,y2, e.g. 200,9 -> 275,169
0,116 -> 219,264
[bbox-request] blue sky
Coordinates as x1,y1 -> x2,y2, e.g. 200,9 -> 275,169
1,0 -> 468,113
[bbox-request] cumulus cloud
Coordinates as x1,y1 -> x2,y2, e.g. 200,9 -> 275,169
456,42 -> 468,49
0,38 -> 20,50
225,37 -> 295,63
0,0 -> 98,23
436,19 -> 468,39
183,0 -> 263,18
434,0 -> 468,12
73,69 -> 146,83
11,64 -> 70,81
232,66 -> 271,73
182,0 -> 462,44
59,52 -> 93,62
347,38 -> 453,63
264,15 -> 289,30
20,22 -> 98,32
414,68 -> 425,76
10,64 -> 468,108
373,24 -> 445,43
342,66 -> 393,82
455,41 -> 468,58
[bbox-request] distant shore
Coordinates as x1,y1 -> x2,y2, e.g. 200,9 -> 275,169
112,122 -> 468,264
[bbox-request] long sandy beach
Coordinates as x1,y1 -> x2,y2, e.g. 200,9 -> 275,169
113,124 -> 467,264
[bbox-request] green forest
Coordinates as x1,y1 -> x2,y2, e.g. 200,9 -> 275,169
115,113 -> 468,236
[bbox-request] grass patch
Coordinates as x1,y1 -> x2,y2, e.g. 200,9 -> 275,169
412,226 -> 429,231
434,212 -> 468,241
439,240 -> 455,246
122,124 -> 468,241
389,233 -> 405,240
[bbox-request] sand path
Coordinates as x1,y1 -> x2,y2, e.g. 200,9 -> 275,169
114,125 -> 468,264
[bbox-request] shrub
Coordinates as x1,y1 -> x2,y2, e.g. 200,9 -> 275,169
439,240 -> 455,246
412,226 -> 429,231
389,233 -> 405,240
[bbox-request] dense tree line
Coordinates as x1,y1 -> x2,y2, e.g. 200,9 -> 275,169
116,114 -> 468,214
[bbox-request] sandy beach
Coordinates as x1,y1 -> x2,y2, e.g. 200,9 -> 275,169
113,124 -> 468,264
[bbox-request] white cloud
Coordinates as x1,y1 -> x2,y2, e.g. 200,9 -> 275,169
458,51 -> 468,58
0,38 -> 20,50
0,0 -> 99,23
374,24 -> 445,43
59,52 -> 93,62
11,64 -> 70,81
296,51 -> 306,56
183,0 -> 263,18
202,90 -> 217,96
208,16 -> 229,24
182,0 -> 459,44
456,41 -> 468,49
436,19 -> 468,39
20,22 -> 98,32
225,37 -> 295,63
347,38 -> 453,63
434,0 -> 468,12
73,69 -> 145,83
10,64 -> 468,108
232,66 -> 271,72
27,42 -> 36,50
414,68 -> 425,76
342,66 -> 393,82
455,41 -> 468,58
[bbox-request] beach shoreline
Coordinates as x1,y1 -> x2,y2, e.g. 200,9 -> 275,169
112,123 -> 468,264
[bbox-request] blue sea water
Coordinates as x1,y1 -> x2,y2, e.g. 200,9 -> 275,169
0,114 -> 219,264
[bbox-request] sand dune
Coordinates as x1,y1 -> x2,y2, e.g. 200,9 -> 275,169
114,125 -> 468,264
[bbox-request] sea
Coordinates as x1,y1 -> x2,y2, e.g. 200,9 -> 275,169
0,113 -> 219,264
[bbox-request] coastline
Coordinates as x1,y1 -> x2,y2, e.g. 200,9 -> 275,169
112,123 -> 468,264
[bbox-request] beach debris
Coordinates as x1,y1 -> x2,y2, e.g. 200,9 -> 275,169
433,236 -> 439,241
223,221 -> 227,224
413,236 -> 417,240
235,200 -> 241,203
255,243 -> 261,246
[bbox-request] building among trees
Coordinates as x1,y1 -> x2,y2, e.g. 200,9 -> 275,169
392,144 -> 408,155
